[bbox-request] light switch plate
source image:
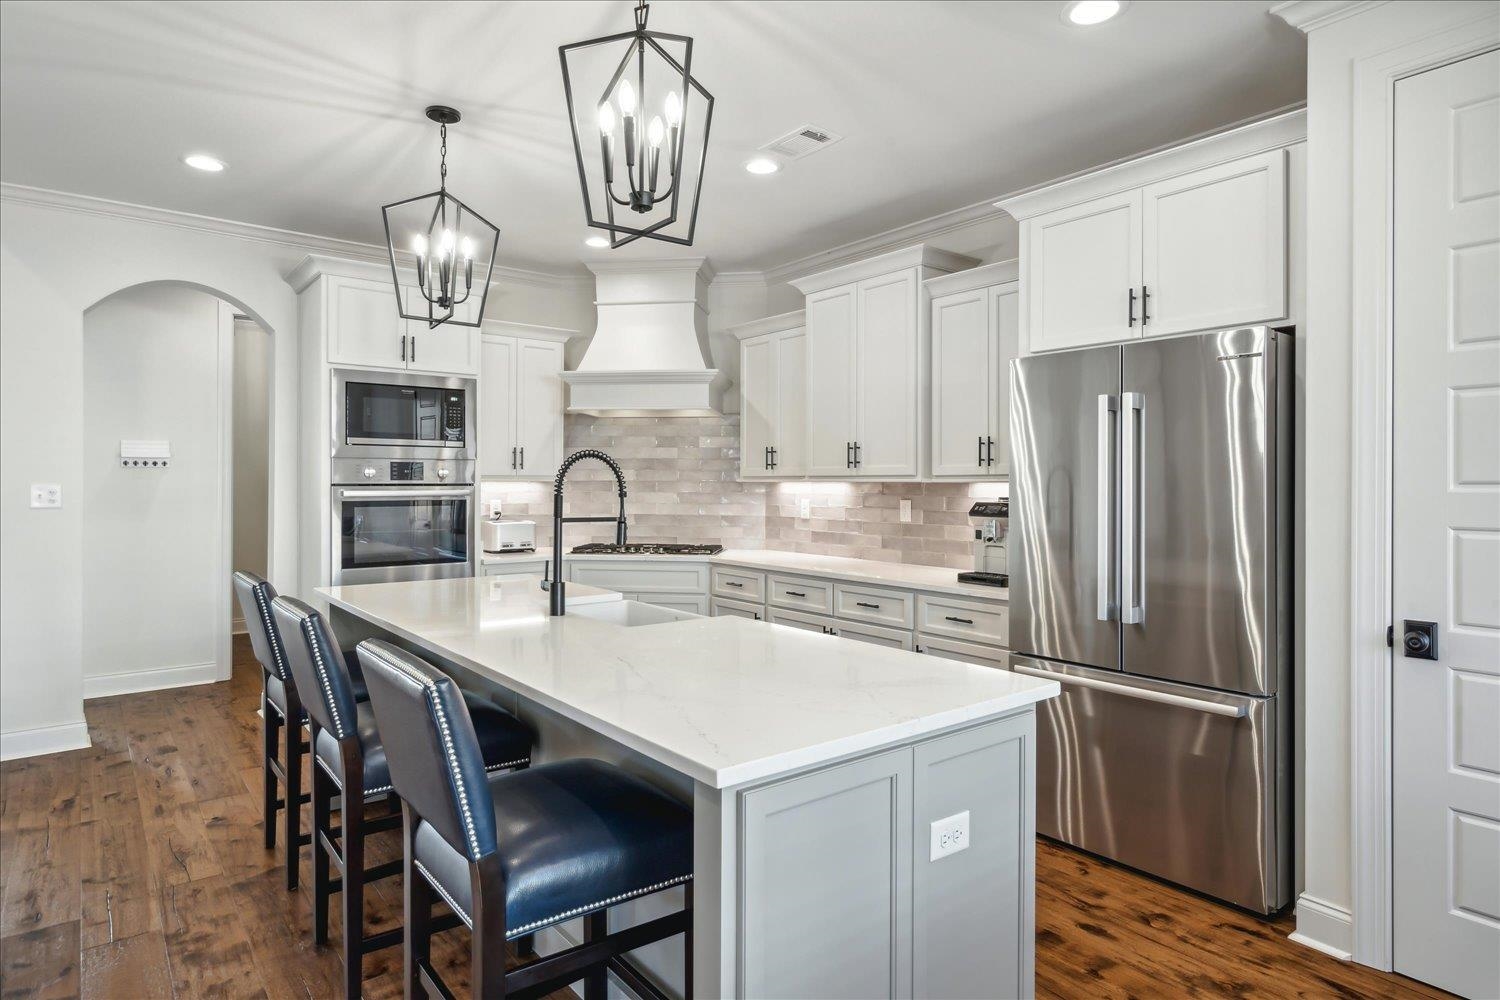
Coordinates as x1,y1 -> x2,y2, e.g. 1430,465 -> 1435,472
900,498 -> 912,523
30,483 -> 62,509
930,810 -> 970,861
798,498 -> 811,519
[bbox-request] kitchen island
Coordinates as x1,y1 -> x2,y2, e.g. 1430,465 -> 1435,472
318,575 -> 1057,999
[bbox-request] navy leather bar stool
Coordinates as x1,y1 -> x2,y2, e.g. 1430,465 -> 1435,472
357,639 -> 693,1000
270,597 -> 534,999
232,570 -> 372,891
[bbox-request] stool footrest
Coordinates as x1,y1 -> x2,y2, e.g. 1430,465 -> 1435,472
608,955 -> 673,1000
504,909 -> 690,1000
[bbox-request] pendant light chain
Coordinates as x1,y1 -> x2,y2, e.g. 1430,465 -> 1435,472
438,122 -> 448,193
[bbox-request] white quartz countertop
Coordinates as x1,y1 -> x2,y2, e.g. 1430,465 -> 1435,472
318,577 -> 1054,789
480,547 -> 1008,602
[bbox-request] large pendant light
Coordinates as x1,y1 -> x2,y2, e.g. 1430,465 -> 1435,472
381,106 -> 499,329
559,0 -> 714,248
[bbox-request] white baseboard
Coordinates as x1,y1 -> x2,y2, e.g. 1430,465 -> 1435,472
1290,893 -> 1355,960
0,720 -> 92,761
84,660 -> 220,700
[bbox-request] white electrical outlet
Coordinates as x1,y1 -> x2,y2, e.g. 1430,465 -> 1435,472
30,483 -> 62,509
798,498 -> 812,519
929,810 -> 970,861
900,498 -> 912,523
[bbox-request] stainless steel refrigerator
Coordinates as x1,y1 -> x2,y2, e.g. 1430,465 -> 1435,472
1009,326 -> 1292,914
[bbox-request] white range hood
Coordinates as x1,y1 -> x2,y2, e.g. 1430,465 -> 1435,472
562,258 -> 728,416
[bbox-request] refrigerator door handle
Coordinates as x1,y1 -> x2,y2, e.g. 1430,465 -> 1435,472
1120,391 -> 1145,625
1012,663 -> 1248,718
1096,393 -> 1118,622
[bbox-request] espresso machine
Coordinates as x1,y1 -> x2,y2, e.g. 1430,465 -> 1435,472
957,500 -> 1008,587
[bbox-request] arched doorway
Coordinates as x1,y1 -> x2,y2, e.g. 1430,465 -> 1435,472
81,280 -> 275,696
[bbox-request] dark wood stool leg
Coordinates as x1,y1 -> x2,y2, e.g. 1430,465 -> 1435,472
683,882 -> 694,1000
262,687 -> 279,851
471,855 -> 508,1000
403,804 -> 432,1000
342,761 -> 366,999
583,911 -> 609,1000
284,713 -> 303,891
513,932 -> 535,958
312,753 -> 332,946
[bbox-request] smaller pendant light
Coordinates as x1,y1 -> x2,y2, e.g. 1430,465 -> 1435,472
381,106 -> 499,329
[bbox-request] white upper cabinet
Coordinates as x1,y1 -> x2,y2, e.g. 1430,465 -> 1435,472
1000,111 -> 1302,354
926,261 -> 1020,479
793,245 -> 978,480
804,286 -> 860,476
1026,190 -> 1142,353
731,312 -> 808,480
404,286 -> 481,375
478,322 -> 575,480
328,277 -> 405,369
1140,150 -> 1287,337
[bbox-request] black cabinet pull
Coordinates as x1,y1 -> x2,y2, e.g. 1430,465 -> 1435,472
1141,284 -> 1151,325
853,441 -> 861,468
945,615 -> 975,625
401,334 -> 408,362
519,446 -> 524,469
725,580 -> 744,588
856,601 -> 880,610
786,590 -> 807,598
764,446 -> 770,470
978,435 -> 984,466
846,441 -> 853,468
411,336 -> 416,364
986,437 -> 995,466
511,446 -> 517,470
1128,288 -> 1136,328
769,446 -> 777,470
753,612 -> 761,621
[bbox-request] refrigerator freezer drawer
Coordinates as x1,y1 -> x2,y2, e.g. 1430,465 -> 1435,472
1014,656 -> 1290,913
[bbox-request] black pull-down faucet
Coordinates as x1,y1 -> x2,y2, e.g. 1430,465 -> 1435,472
543,449 -> 628,616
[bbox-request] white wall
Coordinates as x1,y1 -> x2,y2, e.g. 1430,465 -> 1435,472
231,314 -> 271,629
82,284 -> 231,692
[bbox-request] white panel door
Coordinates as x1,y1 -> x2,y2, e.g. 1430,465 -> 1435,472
855,271 -> 919,477
1141,150 -> 1287,337
478,335 -> 517,476
775,329 -> 808,477
805,285 -> 858,476
931,289 -> 993,477
1026,190 -> 1142,353
328,277 -> 404,368
406,285 -> 480,375
516,339 -> 565,477
740,334 -> 775,478
1392,50 -> 1500,1000
989,285 -> 1020,476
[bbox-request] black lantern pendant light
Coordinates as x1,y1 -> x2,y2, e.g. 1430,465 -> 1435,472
560,0 -> 714,248
381,106 -> 499,329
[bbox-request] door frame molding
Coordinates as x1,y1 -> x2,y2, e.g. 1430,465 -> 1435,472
1345,13 -> 1499,971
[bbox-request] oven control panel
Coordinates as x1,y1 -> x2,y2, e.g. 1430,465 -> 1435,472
331,457 -> 473,487
390,461 -> 424,481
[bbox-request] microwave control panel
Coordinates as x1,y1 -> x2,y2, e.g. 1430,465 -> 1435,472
443,392 -> 465,441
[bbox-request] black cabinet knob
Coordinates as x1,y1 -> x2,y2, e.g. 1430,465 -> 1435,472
1402,620 -> 1438,660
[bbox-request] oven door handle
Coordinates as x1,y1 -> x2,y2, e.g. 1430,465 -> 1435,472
337,488 -> 474,499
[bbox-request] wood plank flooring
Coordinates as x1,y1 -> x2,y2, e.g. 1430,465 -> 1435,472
0,636 -> 1452,999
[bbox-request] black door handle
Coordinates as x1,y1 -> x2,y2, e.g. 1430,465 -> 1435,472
1140,284 -> 1151,325
853,442 -> 861,468
401,334 -> 408,362
1402,620 -> 1438,660
986,436 -> 995,466
945,616 -> 974,625
511,446 -> 517,470
847,442 -> 853,468
1128,288 -> 1136,328
519,446 -> 524,469
856,601 -> 880,610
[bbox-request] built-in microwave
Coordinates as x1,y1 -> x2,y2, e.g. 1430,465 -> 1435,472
332,370 -> 475,460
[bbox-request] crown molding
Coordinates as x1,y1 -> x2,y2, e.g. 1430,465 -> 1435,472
481,318 -> 583,344
725,309 -> 807,341
0,182 -> 591,290
1270,0 -> 1386,32
711,271 -> 769,288
790,243 -> 980,295
923,259 -> 1019,298
585,256 -> 716,283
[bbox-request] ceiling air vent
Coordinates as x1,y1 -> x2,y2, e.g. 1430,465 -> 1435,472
761,124 -> 843,161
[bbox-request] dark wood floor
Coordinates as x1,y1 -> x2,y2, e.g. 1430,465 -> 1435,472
0,636 -> 1452,999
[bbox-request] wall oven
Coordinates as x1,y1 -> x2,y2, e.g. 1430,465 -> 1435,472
330,459 -> 475,585
332,370 -> 475,461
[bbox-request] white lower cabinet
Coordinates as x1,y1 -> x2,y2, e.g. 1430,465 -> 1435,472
832,618 -> 916,650
711,566 -> 766,603
710,596 -> 763,621
768,574 -> 834,615
635,592 -> 708,615
915,634 -> 1010,669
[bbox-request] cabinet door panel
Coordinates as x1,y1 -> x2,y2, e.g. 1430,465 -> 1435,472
741,749 -> 913,998
739,335 -> 775,478
989,285 -> 1020,475
1027,190 -> 1142,352
1141,150 -> 1287,337
406,286 -> 480,375
856,271 -> 920,477
329,278 -> 404,368
805,286 -> 859,475
931,289 -> 993,476
478,336 -> 517,477
774,329 -> 807,476
516,339 -> 565,476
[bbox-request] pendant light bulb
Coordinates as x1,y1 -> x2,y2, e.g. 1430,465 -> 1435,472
411,234 -> 428,257
617,79 -> 637,117
440,229 -> 455,256
460,236 -> 474,260
664,90 -> 682,127
647,116 -> 665,148
598,102 -> 616,135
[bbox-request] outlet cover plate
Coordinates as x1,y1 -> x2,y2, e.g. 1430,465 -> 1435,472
798,498 -> 811,519
30,483 -> 62,509
930,810 -> 970,861
900,498 -> 912,522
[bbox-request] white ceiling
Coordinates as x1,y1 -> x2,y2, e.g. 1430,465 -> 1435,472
0,1 -> 1306,275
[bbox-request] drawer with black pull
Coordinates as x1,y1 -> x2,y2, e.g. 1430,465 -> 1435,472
768,574 -> 834,615
915,594 -> 1008,647
710,566 -> 766,603
833,582 -> 915,630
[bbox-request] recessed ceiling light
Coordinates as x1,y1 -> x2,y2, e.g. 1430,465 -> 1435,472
744,157 -> 781,176
183,153 -> 226,172
1062,0 -> 1126,26
585,235 -> 610,248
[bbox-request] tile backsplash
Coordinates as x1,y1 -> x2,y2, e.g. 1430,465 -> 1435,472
480,413 -> 1004,570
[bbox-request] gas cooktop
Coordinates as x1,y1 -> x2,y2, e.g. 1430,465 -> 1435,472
570,543 -> 725,556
